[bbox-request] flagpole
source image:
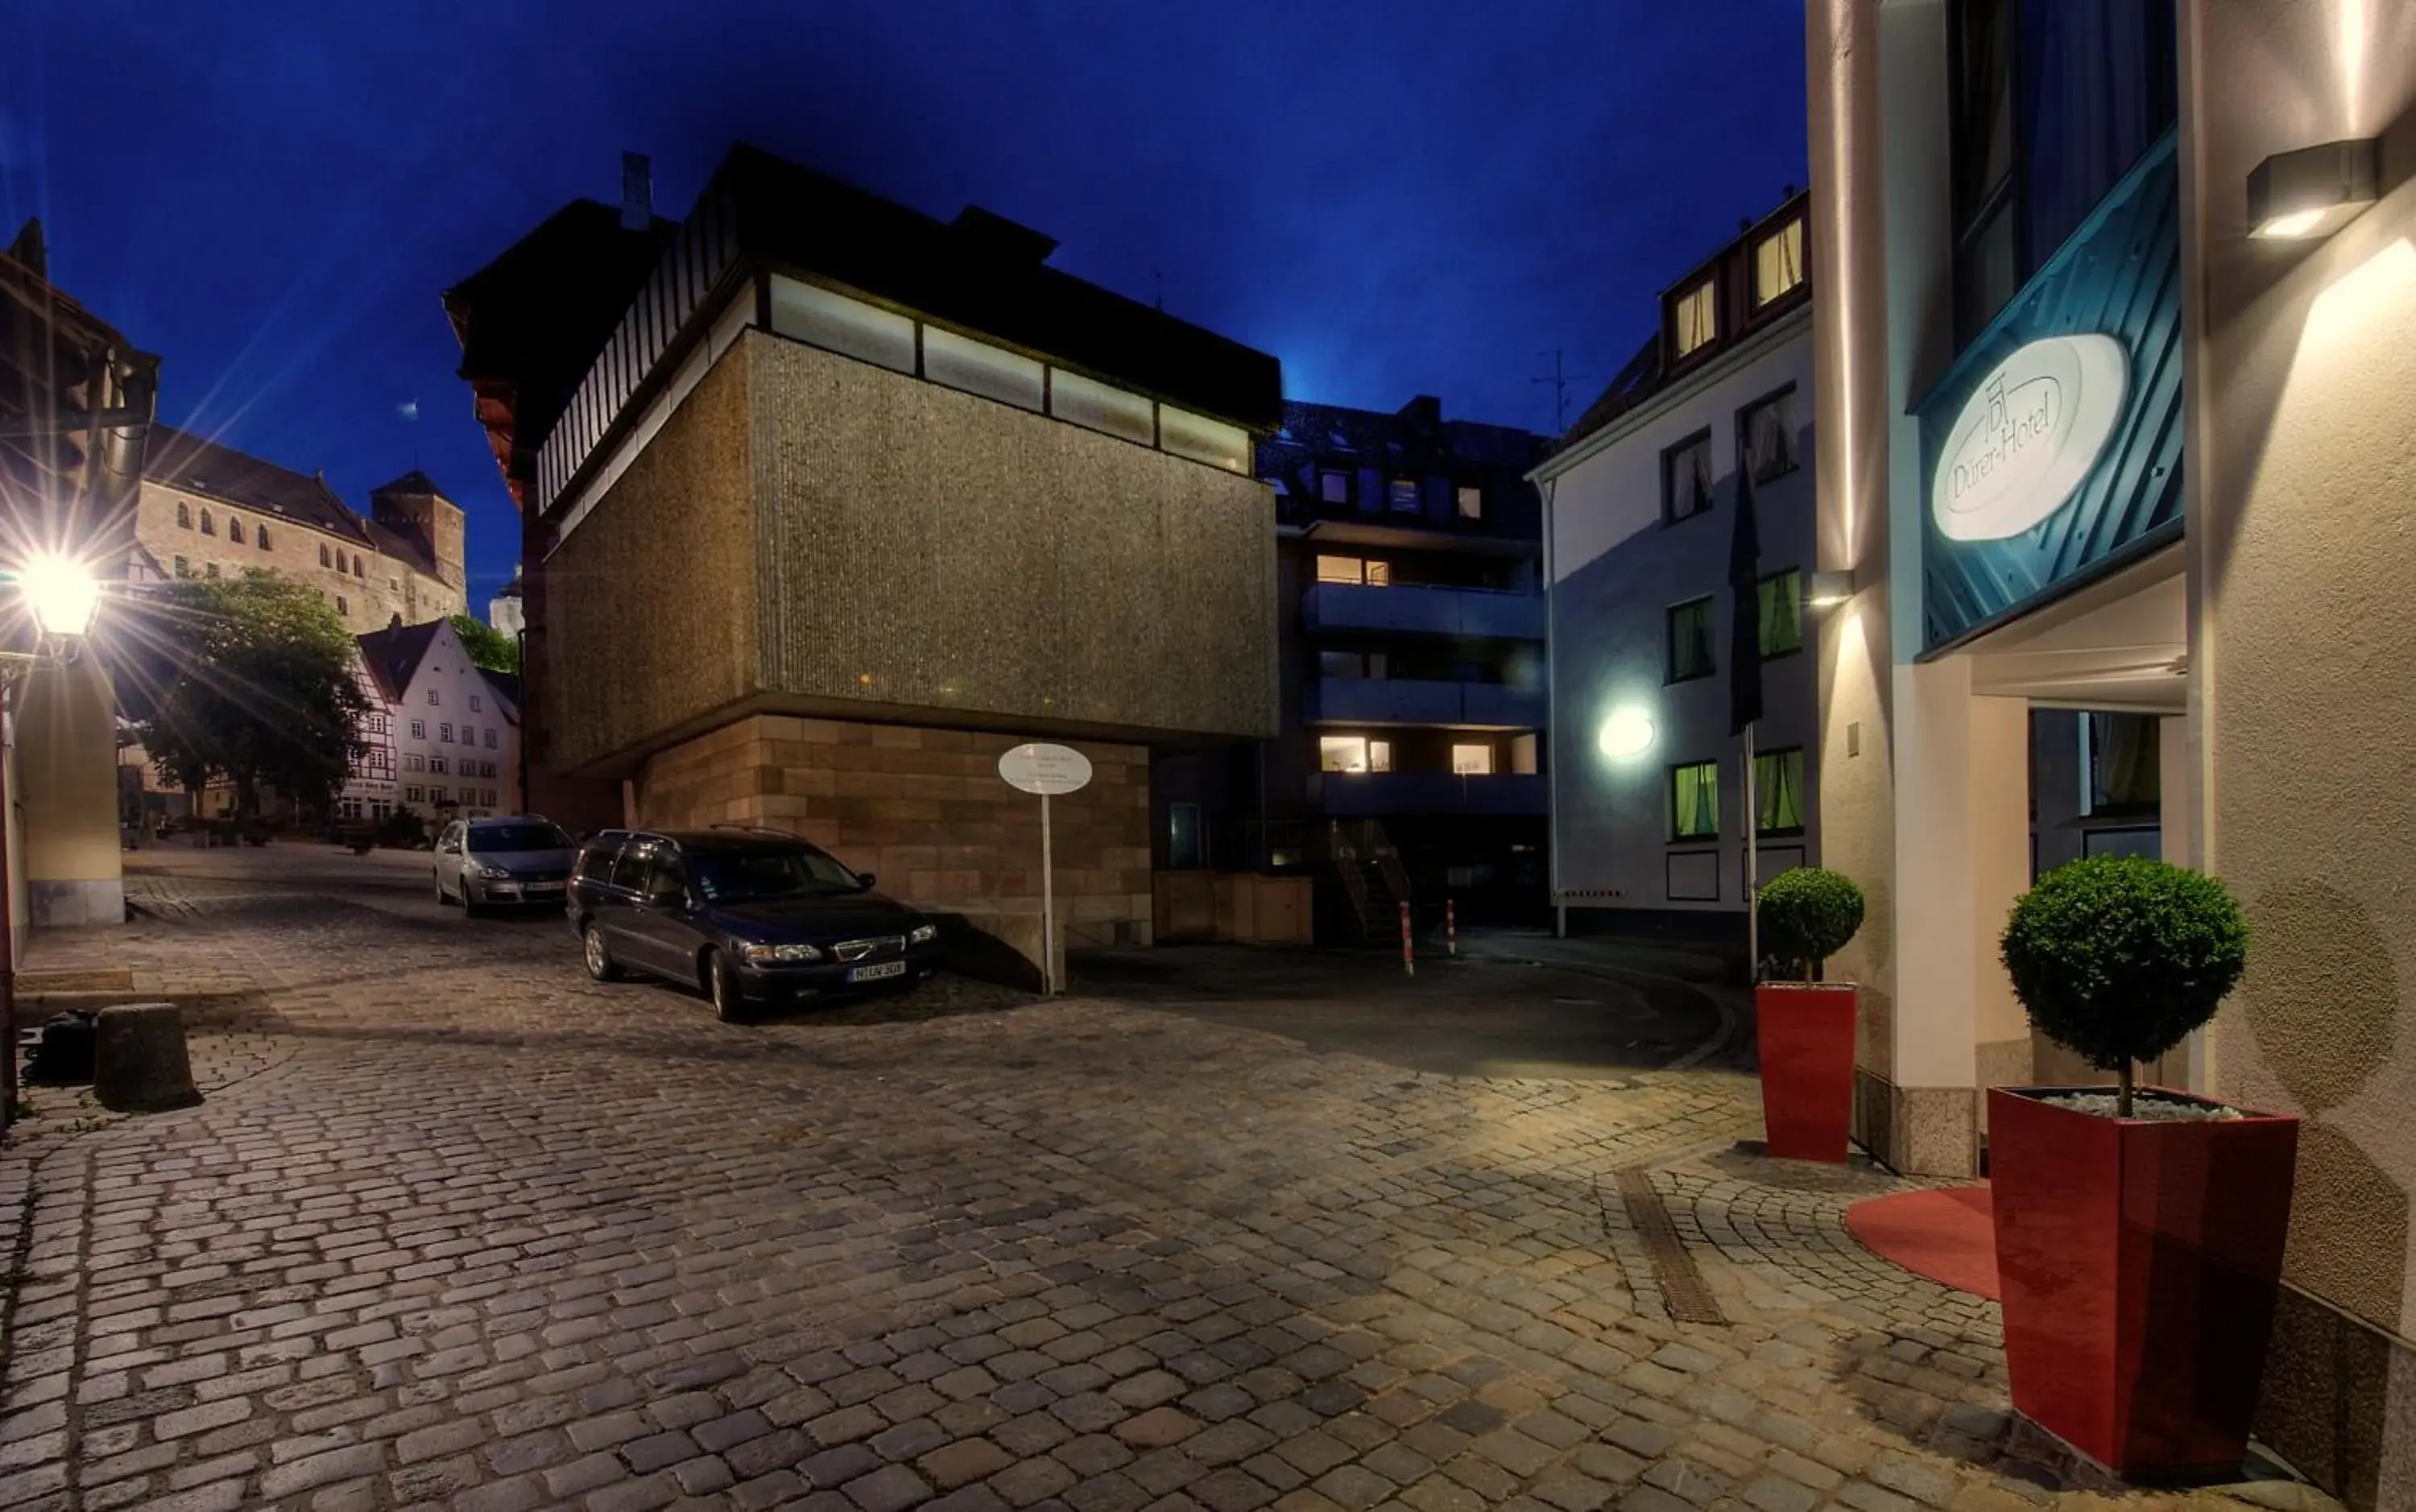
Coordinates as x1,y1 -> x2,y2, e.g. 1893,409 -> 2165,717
1744,721 -> 1758,983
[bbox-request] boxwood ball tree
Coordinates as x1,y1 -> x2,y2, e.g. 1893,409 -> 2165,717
1757,867 -> 1865,983
2000,856 -> 2249,1117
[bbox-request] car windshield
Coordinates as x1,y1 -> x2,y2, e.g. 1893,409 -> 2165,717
468,824 -> 572,853
690,848 -> 864,903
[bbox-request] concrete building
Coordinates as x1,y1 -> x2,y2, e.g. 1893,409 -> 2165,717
1806,0 -> 2416,1498
444,147 -> 1280,958
351,619 -> 519,824
1537,192 -> 1816,938
488,572 -> 523,639
134,428 -> 467,632
1154,395 -> 1549,936
1,220 -> 158,943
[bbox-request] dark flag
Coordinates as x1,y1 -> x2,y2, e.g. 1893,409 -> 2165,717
1728,452 -> 1762,737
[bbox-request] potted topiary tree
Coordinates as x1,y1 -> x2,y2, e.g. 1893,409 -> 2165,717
1753,866 -> 1866,1163
1994,855 -> 2296,1480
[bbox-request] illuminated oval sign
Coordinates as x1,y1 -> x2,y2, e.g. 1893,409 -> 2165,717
1932,334 -> 2128,542
1596,707 -> 1657,761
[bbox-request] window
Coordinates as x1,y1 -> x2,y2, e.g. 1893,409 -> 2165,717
1740,387 -> 1798,482
1387,477 -> 1420,514
256,524 -> 271,549
176,502 -> 192,528
173,556 -> 188,578
1752,217 -> 1806,307
484,729 -> 498,750
1319,736 -> 1392,774
767,274 -> 916,374
1451,744 -> 1495,776
439,724 -> 453,744
199,508 -> 214,535
1316,555 -> 1391,586
1048,369 -> 1154,446
1662,431 -> 1713,523
405,754 -> 425,772
336,595 -> 348,616
610,843 -> 652,892
1667,597 -> 1715,682
354,557 -> 365,579
1755,747 -> 1807,835
469,695 -> 482,713
1319,470 -> 1352,506
1456,485 -> 1483,520
922,325 -> 1045,412
1169,803 -> 1203,870
406,785 -> 424,804
430,755 -> 448,775
2084,713 -> 2160,814
1757,569 -> 1804,657
427,690 -> 439,706
576,841 -> 622,882
320,543 -> 331,568
1673,278 -> 1718,358
1159,407 -> 1251,473
409,720 -> 425,741
205,563 -> 220,580
1671,760 -> 1720,840
1511,733 -> 1540,775
229,518 -> 245,545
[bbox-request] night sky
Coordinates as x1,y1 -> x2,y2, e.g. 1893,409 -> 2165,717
4,1 -> 1808,613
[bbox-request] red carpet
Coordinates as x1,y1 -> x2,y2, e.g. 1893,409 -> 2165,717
1844,1186 -> 1999,1299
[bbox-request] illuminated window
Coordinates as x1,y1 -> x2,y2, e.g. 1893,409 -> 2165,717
1319,471 -> 1351,506
1048,369 -> 1154,445
1160,406 -> 1250,473
1667,597 -> 1715,682
767,275 -> 916,374
1753,217 -> 1806,307
923,325 -> 1044,411
1755,747 -> 1806,834
1671,760 -> 1720,839
1318,736 -> 1393,774
1663,431 -> 1714,523
1758,569 -> 1803,656
1741,387 -> 1798,481
1456,485 -> 1483,519
1673,279 -> 1718,358
1387,477 -> 1420,513
1451,744 -> 1495,776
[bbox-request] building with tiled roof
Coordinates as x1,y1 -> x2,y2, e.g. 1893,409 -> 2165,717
134,425 -> 466,631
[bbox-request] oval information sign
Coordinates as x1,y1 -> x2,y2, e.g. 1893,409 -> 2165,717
998,742 -> 1092,796
1931,333 -> 2128,543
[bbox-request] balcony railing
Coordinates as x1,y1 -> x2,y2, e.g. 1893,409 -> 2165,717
1308,677 -> 1546,729
1301,582 -> 1545,640
1307,770 -> 1549,817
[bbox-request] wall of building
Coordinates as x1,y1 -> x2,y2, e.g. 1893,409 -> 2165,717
2185,2 -> 2416,1500
636,715 -> 1152,945
1548,324 -> 1818,919
14,655 -> 122,926
392,634 -> 519,821
135,480 -> 464,633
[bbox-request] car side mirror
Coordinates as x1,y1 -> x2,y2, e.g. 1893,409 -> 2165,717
856,872 -> 876,890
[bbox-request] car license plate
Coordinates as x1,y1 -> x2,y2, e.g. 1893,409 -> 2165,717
525,882 -> 563,894
849,960 -> 906,983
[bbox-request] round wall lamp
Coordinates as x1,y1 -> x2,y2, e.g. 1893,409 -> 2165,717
1597,706 -> 1657,761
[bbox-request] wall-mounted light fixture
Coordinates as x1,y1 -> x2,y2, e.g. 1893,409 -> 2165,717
1806,568 -> 1856,608
2248,139 -> 2380,240
1596,706 -> 1657,761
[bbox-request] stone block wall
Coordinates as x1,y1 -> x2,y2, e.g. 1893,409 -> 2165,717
638,715 -> 1152,947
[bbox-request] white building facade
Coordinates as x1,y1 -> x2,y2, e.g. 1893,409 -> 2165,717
350,620 -> 519,825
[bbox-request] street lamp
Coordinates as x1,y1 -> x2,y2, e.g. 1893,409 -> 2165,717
2,551 -> 103,1131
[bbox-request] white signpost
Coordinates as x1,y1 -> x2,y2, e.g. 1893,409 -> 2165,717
997,743 -> 1094,994
1931,333 -> 2129,542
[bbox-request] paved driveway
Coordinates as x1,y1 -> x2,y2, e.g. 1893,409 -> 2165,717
0,850 -> 2310,1512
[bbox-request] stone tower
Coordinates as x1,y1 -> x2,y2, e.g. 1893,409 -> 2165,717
369,471 -> 465,592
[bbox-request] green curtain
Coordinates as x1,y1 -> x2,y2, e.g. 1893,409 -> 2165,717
1758,572 -> 1802,655
1673,762 -> 1719,837
1756,749 -> 1805,832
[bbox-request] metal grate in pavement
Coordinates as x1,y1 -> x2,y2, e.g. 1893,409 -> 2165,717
1615,1166 -> 1727,1324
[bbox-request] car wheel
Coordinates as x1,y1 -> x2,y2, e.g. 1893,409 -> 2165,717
461,882 -> 485,919
582,923 -> 623,982
435,874 -> 451,906
705,949 -> 745,1024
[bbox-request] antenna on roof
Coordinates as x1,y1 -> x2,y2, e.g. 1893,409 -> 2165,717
621,152 -> 652,231
1531,350 -> 1595,435
1153,267 -> 1164,313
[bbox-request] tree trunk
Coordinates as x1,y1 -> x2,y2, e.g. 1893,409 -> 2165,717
2117,1060 -> 2135,1119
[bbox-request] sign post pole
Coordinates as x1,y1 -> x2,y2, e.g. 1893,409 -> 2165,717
1040,789 -> 1054,995
998,743 -> 1094,998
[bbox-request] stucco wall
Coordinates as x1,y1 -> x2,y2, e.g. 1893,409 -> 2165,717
2183,2 -> 2416,1503
16,655 -> 122,927
748,334 -> 1276,743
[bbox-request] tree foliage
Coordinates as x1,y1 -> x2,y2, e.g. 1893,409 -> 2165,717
1757,867 -> 1866,981
2000,856 -> 2249,1114
131,572 -> 371,820
449,613 -> 519,675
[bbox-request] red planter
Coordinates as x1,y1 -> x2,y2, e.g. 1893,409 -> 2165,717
1754,982 -> 1857,1163
1988,1085 -> 2299,1480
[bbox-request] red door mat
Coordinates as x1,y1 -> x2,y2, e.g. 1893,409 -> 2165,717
1844,1186 -> 1999,1299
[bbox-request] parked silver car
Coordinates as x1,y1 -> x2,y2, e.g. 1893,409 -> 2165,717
433,816 -> 577,915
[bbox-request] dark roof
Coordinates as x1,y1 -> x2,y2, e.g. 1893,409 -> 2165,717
141,425 -> 372,545
1549,334 -> 1662,457
479,667 -> 521,708
354,620 -> 446,703
371,470 -> 447,498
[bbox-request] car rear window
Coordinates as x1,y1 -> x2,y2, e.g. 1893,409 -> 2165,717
470,823 -> 571,853
690,847 -> 862,903
610,845 -> 652,892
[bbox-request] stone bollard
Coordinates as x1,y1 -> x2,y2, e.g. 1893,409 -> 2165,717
93,1002 -> 204,1113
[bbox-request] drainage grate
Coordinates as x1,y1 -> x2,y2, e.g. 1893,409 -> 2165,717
1614,1168 -> 1727,1324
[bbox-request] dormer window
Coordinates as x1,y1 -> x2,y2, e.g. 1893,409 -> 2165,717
1753,217 -> 1806,307
1673,279 -> 1718,359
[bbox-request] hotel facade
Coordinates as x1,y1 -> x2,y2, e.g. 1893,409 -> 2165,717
1804,0 -> 2416,1498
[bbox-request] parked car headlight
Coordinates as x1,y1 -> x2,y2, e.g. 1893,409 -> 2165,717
476,864 -> 514,879
738,942 -> 821,963
909,923 -> 937,944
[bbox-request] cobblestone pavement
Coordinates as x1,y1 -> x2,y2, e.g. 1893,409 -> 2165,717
1,857 -> 2331,1512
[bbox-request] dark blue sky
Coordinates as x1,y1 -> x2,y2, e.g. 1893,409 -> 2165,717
4,1 -> 1808,613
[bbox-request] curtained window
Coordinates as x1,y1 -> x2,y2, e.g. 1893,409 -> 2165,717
1667,597 -> 1716,683
1662,431 -> 1714,523
1755,747 -> 1807,835
1752,218 -> 1806,307
1757,569 -> 1803,656
1671,761 -> 1720,840
1741,387 -> 1798,481
1673,279 -> 1718,358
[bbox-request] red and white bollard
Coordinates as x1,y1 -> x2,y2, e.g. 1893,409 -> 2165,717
1399,900 -> 1415,977
1446,899 -> 1458,958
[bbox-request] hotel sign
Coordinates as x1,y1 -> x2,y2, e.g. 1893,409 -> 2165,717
1931,335 -> 2128,543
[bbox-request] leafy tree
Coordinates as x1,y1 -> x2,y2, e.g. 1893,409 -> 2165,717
2000,856 -> 2249,1116
130,572 -> 371,822
449,613 -> 519,675
1756,867 -> 1865,981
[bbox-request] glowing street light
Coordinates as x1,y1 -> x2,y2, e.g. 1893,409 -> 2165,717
1597,705 -> 1657,761
19,552 -> 101,638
